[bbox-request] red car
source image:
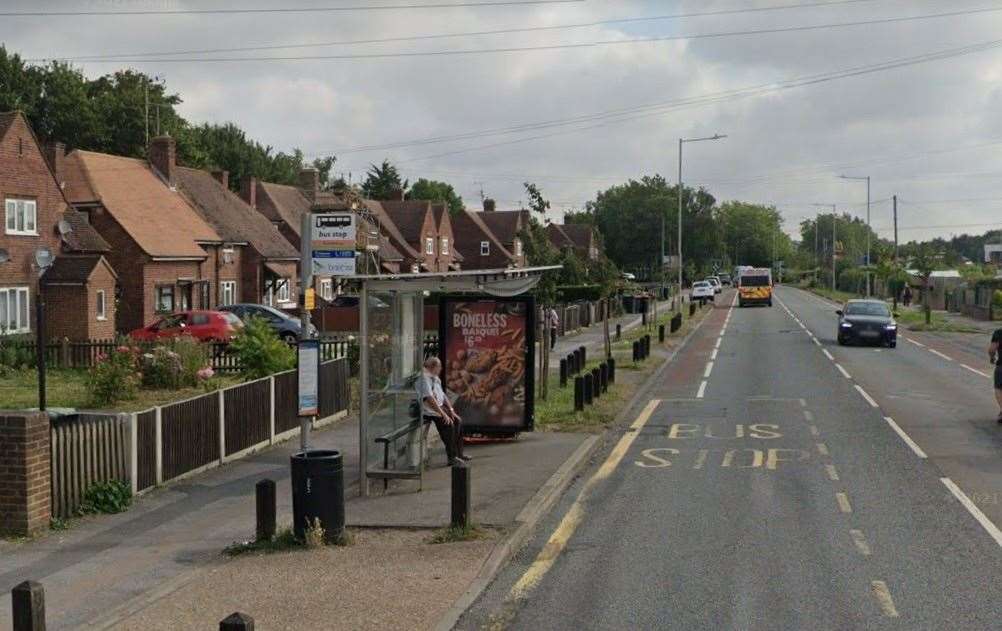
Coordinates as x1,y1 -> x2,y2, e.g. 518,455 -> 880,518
129,310 -> 243,342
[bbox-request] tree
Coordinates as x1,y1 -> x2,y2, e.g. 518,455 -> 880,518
718,201 -> 784,269
407,178 -> 464,216
362,160 -> 408,199
519,183 -> 561,305
910,245 -> 937,324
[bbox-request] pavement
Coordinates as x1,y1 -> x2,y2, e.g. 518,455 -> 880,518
457,287 -> 1002,630
0,298 -> 667,630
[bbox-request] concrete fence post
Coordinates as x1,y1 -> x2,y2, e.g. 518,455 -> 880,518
268,376 -> 276,445
154,407 -> 163,485
218,389 -> 226,464
12,580 -> 45,631
128,412 -> 139,495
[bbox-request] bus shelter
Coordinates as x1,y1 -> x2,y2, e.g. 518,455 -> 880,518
344,266 -> 559,496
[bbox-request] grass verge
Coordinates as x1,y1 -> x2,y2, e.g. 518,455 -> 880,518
224,526 -> 354,556
428,523 -> 490,544
895,308 -> 983,333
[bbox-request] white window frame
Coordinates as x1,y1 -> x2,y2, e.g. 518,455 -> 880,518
320,278 -> 334,301
220,280 -> 237,306
0,287 -> 31,334
96,289 -> 107,321
276,278 -> 292,303
441,236 -> 449,255
155,285 -> 175,314
513,238 -> 523,256
480,241 -> 490,256
5,198 -> 38,236
425,236 -> 434,255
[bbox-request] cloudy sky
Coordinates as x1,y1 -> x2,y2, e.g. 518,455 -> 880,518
5,0 -> 1002,245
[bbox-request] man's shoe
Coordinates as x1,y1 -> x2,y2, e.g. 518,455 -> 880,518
458,455 -> 473,462
448,458 -> 463,466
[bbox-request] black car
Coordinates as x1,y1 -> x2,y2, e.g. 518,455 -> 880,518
219,303 -> 316,342
836,300 -> 898,347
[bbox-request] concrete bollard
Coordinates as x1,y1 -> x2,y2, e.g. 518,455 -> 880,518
608,358 -> 616,384
574,376 -> 584,411
220,612 -> 255,631
559,358 -> 568,387
256,479 -> 276,542
12,581 -> 45,631
451,462 -> 471,529
584,373 -> 594,405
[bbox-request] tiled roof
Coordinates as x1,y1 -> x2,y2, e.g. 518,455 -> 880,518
546,223 -> 575,249
364,200 -> 421,261
63,151 -> 99,203
559,223 -> 595,250
61,211 -> 110,253
64,150 -> 219,258
452,209 -> 514,263
478,209 -> 526,243
41,255 -> 115,285
178,168 -> 299,260
379,200 -> 431,244
257,181 -> 311,236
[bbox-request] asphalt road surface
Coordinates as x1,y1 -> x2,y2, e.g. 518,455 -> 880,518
457,286 -> 1002,630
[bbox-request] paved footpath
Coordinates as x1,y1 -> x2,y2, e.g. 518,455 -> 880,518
458,288 -> 1002,630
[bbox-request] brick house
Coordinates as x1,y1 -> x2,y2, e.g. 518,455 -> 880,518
547,222 -> 601,261
177,167 -> 300,306
451,209 -> 517,270
63,136 -> 227,333
477,203 -> 528,268
0,111 -> 117,339
375,200 -> 458,273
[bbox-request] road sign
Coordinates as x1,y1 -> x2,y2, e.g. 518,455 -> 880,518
298,339 -> 319,417
311,213 -> 356,276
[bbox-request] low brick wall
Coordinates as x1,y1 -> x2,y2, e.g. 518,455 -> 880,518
0,411 -> 51,536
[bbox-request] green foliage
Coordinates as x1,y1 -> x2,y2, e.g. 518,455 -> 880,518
0,336 -> 35,374
993,290 -> 1002,307
87,345 -> 141,407
78,480 -> 132,515
556,285 -> 604,302
428,523 -> 489,544
229,316 -> 295,380
719,201 -> 791,269
362,160 -> 408,200
139,336 -> 210,389
518,183 -> 561,304
407,178 -> 464,216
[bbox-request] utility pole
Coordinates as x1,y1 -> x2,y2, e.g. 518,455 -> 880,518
832,208 -> 837,293
144,81 -> 149,146
839,174 -> 871,296
893,194 -> 899,264
298,213 -> 316,450
814,214 -> 820,286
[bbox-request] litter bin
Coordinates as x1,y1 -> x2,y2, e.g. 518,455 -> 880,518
291,449 -> 344,543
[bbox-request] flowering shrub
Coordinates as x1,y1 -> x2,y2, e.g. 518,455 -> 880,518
87,344 -> 141,406
141,336 -> 211,389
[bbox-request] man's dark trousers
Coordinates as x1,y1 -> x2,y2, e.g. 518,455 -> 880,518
425,415 -> 464,460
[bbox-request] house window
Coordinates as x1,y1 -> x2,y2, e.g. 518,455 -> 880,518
222,247 -> 235,264
441,237 -> 449,255
0,287 -> 30,334
4,198 -> 37,236
276,278 -> 292,303
179,284 -> 193,311
480,241 -> 490,256
155,285 -> 175,313
320,279 -> 333,301
425,236 -> 434,255
220,281 -> 237,306
513,238 -> 523,257
411,264 -> 420,274
96,290 -> 106,321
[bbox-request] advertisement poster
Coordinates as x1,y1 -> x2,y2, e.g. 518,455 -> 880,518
297,339 -> 319,417
439,296 -> 535,434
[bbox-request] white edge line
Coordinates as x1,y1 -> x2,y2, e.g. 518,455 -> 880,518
961,364 -> 991,379
928,348 -> 954,362
822,349 -> 834,361
704,362 -> 714,378
883,416 -> 927,458
696,380 -> 707,398
854,384 -> 879,408
905,337 -> 926,348
941,477 -> 1002,547
835,363 -> 851,379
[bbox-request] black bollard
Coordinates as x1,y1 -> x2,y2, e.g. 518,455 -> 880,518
574,376 -> 584,411
220,612 -> 255,631
584,373 -> 594,405
645,335 -> 651,357
579,345 -> 587,367
591,368 -> 601,399
642,310 -> 646,326
451,462 -> 471,529
559,358 -> 568,387
568,353 -> 577,375
608,358 -> 616,384
573,348 -> 582,372
689,303 -> 696,317
631,340 -> 638,362
256,479 -> 276,542
616,323 -> 622,340
599,362 -> 609,393
659,324 -> 665,343
12,581 -> 45,631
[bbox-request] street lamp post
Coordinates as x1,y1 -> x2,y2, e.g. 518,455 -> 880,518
812,204 -> 837,292
839,174 -> 871,296
677,134 -> 726,307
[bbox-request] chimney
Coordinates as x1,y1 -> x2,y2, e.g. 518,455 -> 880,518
483,198 -> 496,212
388,188 -> 405,201
298,168 -> 319,201
211,170 -> 229,190
43,141 -> 66,189
149,135 -> 177,187
240,176 -> 258,209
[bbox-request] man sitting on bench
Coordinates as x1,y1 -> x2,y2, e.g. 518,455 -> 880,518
416,357 -> 470,465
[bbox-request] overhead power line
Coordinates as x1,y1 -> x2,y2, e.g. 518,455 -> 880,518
33,0 -> 884,61
40,5 -> 1002,64
0,0 -> 583,17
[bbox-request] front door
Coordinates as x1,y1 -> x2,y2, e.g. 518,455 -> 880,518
179,284 -> 193,311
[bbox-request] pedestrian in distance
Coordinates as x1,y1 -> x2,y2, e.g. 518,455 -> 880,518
546,306 -> 560,350
990,327 -> 1002,424
902,285 -> 913,307
416,357 -> 470,465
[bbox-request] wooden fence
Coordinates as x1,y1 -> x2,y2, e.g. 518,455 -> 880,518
48,358 -> 352,515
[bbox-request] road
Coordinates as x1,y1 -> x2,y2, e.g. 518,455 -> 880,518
457,286 -> 1002,630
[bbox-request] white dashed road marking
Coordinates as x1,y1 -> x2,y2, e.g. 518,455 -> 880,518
961,364 -> 991,379
941,478 -> 1002,548
854,385 -> 879,408
883,417 -> 927,458
928,348 -> 953,362
822,349 -> 835,361
905,337 -> 926,348
835,364 -> 852,379
696,380 -> 707,399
